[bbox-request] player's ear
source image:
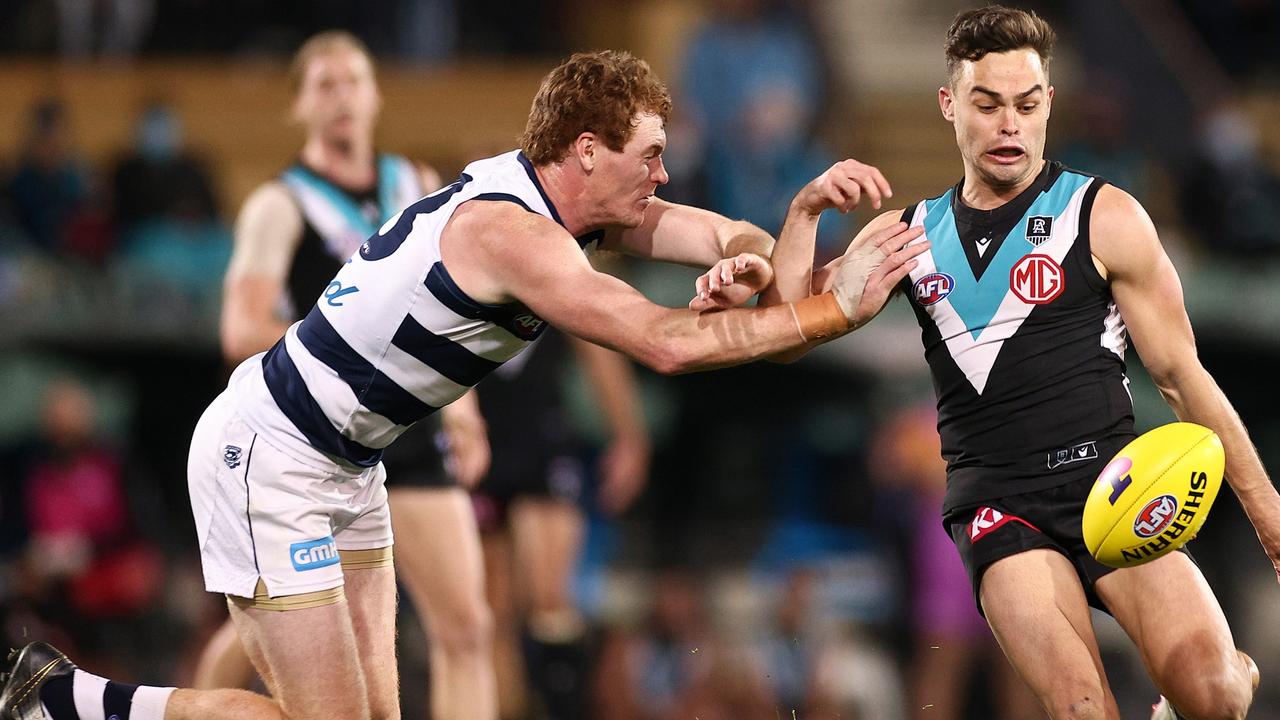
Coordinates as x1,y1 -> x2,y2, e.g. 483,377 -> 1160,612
572,132 -> 597,172
939,86 -> 956,122
1045,85 -> 1054,119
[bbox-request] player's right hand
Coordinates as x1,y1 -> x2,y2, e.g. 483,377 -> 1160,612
791,159 -> 893,216
689,252 -> 774,312
831,222 -> 928,325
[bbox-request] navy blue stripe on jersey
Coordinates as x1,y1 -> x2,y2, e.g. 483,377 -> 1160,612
517,151 -> 565,227
360,174 -> 473,261
424,261 -> 510,321
422,262 -> 548,342
261,340 -> 383,467
471,192 -> 533,212
391,315 -> 502,386
296,308 -> 438,426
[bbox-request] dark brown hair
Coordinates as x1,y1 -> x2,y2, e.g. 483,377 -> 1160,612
945,5 -> 1056,85
290,31 -> 376,94
520,50 -> 673,165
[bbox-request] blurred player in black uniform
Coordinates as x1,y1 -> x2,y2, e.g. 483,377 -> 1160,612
473,317 -> 649,720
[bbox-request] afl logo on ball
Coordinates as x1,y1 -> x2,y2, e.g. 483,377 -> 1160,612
1010,254 -> 1064,304
913,272 -> 955,306
1133,494 -> 1178,538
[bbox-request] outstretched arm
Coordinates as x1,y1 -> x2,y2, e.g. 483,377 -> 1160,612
1093,184 -> 1280,582
602,198 -> 775,268
447,202 -> 925,375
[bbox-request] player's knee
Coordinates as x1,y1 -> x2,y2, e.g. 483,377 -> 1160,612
1170,668 -> 1252,720
429,600 -> 494,657
1048,693 -> 1108,720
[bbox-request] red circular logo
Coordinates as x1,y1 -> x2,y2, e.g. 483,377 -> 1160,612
1133,494 -> 1178,538
1010,254 -> 1064,304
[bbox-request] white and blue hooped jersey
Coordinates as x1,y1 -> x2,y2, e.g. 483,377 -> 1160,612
901,161 -> 1136,517
278,154 -> 424,320
232,150 -> 596,470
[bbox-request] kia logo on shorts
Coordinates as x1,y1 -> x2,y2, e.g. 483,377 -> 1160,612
913,272 -> 955,306
290,537 -> 340,571
1010,254 -> 1064,304
1133,495 -> 1178,538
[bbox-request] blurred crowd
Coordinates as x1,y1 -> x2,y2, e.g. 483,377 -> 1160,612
1,1 -> 1280,719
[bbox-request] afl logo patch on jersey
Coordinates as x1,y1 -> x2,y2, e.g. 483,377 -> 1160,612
1026,215 -> 1053,246
1010,254 -> 1064,304
1134,494 -> 1178,538
509,313 -> 547,340
913,272 -> 955,306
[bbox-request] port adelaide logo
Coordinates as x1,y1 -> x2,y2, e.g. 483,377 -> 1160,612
1026,215 -> 1053,246
913,272 -> 955,306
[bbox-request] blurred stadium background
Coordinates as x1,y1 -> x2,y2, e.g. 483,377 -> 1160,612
1,0 -> 1279,718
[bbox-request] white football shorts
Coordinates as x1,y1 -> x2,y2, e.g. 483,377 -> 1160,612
187,388 -> 393,599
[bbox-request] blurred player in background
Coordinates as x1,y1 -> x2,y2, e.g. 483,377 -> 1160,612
0,49 -> 922,720
473,327 -> 650,720
200,31 -> 499,720
720,6 -> 1278,719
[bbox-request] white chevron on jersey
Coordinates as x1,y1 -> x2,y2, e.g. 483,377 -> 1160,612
906,177 -> 1097,395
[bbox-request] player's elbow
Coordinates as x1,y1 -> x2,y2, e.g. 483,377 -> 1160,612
638,345 -> 690,376
1145,358 -> 1199,395
220,324 -> 262,365
628,337 -> 699,376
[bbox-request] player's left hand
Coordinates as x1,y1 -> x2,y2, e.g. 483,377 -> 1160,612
597,432 -> 651,515
689,252 -> 774,312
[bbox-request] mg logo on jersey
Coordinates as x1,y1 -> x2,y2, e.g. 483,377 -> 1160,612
1010,254 -> 1064,304
913,272 -> 955,306
1026,215 -> 1054,246
1133,495 -> 1178,538
290,537 -> 340,571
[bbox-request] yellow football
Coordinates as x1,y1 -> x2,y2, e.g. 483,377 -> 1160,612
1082,422 -> 1224,568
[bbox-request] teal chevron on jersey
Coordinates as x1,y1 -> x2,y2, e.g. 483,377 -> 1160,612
282,165 -> 379,238
925,171 -> 1092,340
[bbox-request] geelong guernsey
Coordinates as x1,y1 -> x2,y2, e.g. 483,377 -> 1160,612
232,150 -> 595,470
901,161 -> 1135,517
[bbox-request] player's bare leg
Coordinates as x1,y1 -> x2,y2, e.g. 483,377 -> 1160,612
510,497 -> 588,720
1097,552 -> 1255,720
980,549 -> 1121,720
482,528 -> 530,719
192,618 -> 257,690
390,487 -> 497,720
1,566 -> 397,720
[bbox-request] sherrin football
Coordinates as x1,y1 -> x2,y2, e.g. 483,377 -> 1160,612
1082,422 -> 1224,568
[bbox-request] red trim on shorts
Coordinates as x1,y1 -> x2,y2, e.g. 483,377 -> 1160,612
968,506 -> 1042,543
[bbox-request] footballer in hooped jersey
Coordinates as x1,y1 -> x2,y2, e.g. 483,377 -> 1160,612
0,49 -> 926,720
